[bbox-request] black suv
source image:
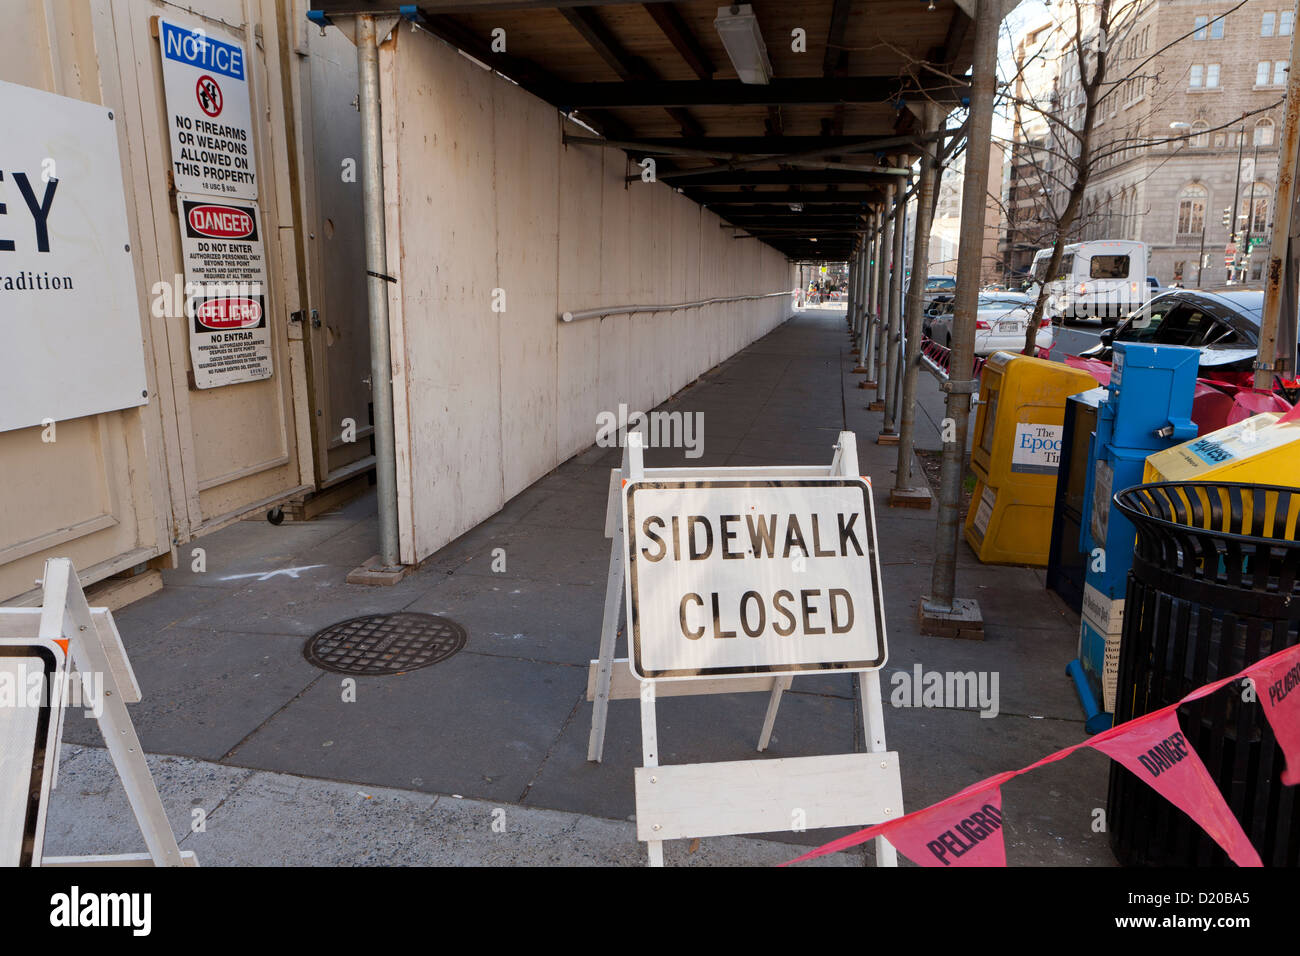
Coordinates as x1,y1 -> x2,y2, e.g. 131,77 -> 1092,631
1077,288 -> 1263,374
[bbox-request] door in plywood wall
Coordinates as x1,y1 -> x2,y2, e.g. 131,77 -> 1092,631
108,0 -> 313,535
294,22 -> 375,488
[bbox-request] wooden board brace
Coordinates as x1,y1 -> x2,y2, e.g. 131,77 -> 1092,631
0,558 -> 195,867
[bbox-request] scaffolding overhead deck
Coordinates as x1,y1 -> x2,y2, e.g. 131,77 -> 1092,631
308,0 -> 975,261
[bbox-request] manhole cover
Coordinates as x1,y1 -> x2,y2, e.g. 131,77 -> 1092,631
304,613 -> 467,675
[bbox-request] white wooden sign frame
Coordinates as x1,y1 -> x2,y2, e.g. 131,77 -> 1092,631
0,558 -> 196,866
586,430 -> 902,866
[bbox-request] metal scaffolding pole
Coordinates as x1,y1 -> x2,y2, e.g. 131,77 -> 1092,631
856,239 -> 869,344
882,168 -> 906,435
846,253 -> 858,333
862,214 -> 878,367
921,0 -> 998,636
873,197 -> 893,404
1257,0 -> 1300,390
356,14 -> 402,572
892,103 -> 943,506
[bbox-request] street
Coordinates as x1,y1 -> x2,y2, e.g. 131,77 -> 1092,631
1051,319 -> 1107,362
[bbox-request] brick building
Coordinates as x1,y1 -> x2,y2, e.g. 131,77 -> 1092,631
1008,1 -> 1293,286
1000,15 -> 1072,281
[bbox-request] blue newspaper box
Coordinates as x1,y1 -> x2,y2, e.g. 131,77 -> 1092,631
1068,342 -> 1198,732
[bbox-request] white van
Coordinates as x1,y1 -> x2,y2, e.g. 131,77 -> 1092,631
1029,240 -> 1149,326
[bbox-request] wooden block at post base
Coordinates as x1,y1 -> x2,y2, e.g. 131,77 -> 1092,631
889,485 -> 933,509
346,555 -> 413,586
858,379 -> 878,389
876,431 -> 899,446
918,597 -> 985,641
850,365 -> 871,374
850,348 -> 860,356
867,400 -> 885,411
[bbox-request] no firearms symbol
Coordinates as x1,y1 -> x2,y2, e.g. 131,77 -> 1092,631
196,74 -> 222,117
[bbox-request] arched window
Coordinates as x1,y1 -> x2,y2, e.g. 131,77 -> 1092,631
1177,183 -> 1207,236
1191,121 -> 1209,147
1254,118 -> 1275,146
1240,181 -> 1271,234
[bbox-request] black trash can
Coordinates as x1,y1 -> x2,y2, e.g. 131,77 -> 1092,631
1108,480 -> 1300,867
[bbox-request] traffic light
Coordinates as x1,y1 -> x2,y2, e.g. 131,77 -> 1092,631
1222,207 -> 1232,229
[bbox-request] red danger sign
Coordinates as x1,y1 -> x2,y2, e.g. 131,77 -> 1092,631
195,74 -> 223,117
186,203 -> 255,239
195,296 -> 262,330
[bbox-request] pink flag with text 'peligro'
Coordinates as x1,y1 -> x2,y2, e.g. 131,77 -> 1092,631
884,785 -> 1007,867
1251,652 -> 1300,786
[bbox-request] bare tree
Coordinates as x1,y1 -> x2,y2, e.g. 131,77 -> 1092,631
999,0 -> 1262,354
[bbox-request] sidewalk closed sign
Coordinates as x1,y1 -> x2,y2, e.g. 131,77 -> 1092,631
157,18 -> 256,200
623,478 -> 887,680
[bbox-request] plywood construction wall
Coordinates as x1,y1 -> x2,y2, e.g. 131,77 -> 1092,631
380,29 -> 795,565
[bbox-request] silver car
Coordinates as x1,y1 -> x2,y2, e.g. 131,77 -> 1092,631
927,291 -> 1054,356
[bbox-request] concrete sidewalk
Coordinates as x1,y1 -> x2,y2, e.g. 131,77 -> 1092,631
48,306 -> 1114,866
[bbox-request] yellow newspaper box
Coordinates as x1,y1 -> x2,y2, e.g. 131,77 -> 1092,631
965,352 -> 1098,565
1144,411 -> 1300,483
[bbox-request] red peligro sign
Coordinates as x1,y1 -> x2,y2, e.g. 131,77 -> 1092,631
195,297 -> 262,329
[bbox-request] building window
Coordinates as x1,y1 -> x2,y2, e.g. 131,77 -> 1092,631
1275,60 -> 1289,85
1177,185 -> 1207,236
1258,61 -> 1272,85
1214,131 -> 1226,147
1256,118 -> 1275,146
1283,10 -> 1295,35
1193,13 -> 1226,39
1263,11 -> 1276,36
1191,121 -> 1209,147
1207,63 -> 1221,87
1190,64 -> 1204,87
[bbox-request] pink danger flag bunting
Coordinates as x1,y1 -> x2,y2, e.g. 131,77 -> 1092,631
783,644 -> 1300,867
1088,710 -> 1261,867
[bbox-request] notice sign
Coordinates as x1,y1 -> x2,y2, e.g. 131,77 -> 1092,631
623,478 -> 887,680
0,79 -> 149,432
1010,422 -> 1063,474
177,193 -> 271,387
158,18 -> 256,200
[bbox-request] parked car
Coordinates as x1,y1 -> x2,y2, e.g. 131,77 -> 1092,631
922,293 -> 954,337
1146,276 -> 1161,295
927,291 -> 1054,356
1077,288 -> 1263,378
1029,239 -> 1151,325
910,274 -> 956,313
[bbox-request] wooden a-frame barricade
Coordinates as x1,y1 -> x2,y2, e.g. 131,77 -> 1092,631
585,429 -> 902,866
0,558 -> 195,866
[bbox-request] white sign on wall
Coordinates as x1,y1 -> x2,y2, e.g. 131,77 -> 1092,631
176,193 -> 272,387
623,478 -> 887,680
158,18 -> 257,201
0,80 -> 149,433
